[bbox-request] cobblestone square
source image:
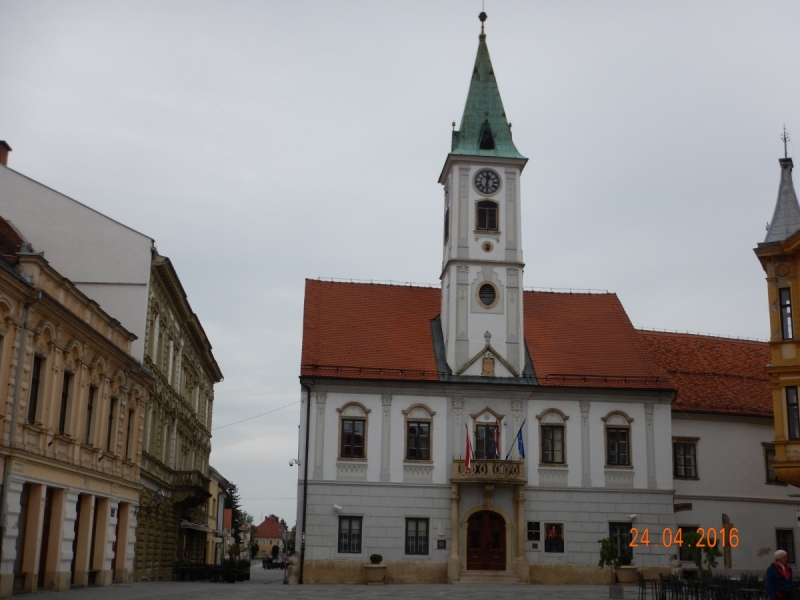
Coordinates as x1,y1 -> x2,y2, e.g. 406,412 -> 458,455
28,566 -> 636,600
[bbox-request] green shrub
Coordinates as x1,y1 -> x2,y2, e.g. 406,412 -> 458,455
369,554 -> 383,564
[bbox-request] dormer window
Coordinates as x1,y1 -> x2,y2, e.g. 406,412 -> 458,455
479,120 -> 495,150
476,201 -> 498,231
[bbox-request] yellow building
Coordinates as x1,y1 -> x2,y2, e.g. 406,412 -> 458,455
755,153 -> 800,487
0,218 -> 151,595
205,466 -> 229,565
133,254 -> 222,580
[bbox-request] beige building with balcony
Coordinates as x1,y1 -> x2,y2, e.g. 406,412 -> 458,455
0,217 -> 151,595
133,255 -> 222,580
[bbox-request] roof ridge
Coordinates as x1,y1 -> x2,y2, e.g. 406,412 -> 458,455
310,277 -> 440,289
523,287 -> 612,295
636,327 -> 768,344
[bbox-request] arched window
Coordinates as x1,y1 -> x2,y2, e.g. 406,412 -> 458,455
444,208 -> 450,244
476,200 -> 498,231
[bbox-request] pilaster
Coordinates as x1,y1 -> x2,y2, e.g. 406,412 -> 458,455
21,483 -> 45,593
580,401 -> 591,487
380,394 -> 392,482
42,487 -> 69,590
451,397 -> 463,459
512,485 -> 529,582
0,478 -> 25,597
72,494 -> 94,587
448,483 -> 460,582
644,402 -> 657,489
313,392 -> 326,480
92,497 -> 112,586
455,266 -> 470,369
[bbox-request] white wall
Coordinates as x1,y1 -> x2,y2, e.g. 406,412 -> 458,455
672,414 -> 800,570
0,165 -> 153,360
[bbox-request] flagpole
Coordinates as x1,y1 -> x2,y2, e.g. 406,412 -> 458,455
504,419 -> 527,460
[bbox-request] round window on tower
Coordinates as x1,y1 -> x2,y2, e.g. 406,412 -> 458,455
481,241 -> 493,253
478,283 -> 498,308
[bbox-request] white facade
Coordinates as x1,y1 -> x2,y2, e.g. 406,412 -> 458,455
0,164 -> 153,360
672,414 -> 799,571
297,382 -> 676,575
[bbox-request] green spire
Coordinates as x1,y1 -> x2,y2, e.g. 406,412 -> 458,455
451,20 -> 524,159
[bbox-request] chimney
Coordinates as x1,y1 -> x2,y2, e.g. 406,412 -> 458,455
0,142 -> 11,166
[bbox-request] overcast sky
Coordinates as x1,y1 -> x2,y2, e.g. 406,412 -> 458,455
2,0 -> 799,525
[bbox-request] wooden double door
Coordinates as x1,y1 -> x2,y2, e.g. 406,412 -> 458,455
466,510 -> 506,570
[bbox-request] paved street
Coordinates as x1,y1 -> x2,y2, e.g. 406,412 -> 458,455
27,564 -> 637,600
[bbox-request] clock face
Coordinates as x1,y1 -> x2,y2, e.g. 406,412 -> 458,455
474,169 -> 501,195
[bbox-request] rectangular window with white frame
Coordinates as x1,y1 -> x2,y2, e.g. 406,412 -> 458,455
340,419 -> 365,458
405,518 -> 429,555
475,423 -> 499,459
606,428 -> 630,466
338,516 -> 362,554
673,439 -> 698,478
406,421 -> 430,460
777,529 -> 796,564
764,445 -> 785,485
541,425 -> 564,464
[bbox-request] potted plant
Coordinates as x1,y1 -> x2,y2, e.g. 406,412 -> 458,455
682,531 -> 722,579
598,537 -> 624,598
615,553 -> 637,584
365,553 -> 387,585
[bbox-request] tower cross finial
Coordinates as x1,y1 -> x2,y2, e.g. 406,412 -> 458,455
781,124 -> 792,158
782,126 -> 791,160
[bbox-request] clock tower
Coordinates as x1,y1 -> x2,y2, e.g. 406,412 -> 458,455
438,13 -> 529,378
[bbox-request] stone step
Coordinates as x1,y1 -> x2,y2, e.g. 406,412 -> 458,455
452,570 -> 522,584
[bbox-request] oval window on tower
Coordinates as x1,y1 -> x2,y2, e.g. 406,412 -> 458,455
478,283 -> 497,308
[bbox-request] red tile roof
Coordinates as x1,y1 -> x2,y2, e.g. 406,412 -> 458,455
0,216 -> 23,259
301,280 -> 441,381
255,516 -> 286,539
524,291 -> 668,388
301,280 -> 670,390
637,330 -> 771,417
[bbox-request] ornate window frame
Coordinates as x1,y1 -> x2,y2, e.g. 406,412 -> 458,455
602,410 -> 633,468
402,403 -> 436,463
337,402 -> 370,461
536,408 -> 568,466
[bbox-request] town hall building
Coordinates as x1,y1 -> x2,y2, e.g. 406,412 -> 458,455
296,13 -> 800,585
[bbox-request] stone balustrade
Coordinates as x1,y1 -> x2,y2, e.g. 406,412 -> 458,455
451,459 -> 526,483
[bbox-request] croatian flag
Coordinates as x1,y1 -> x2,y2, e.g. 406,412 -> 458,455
517,428 -> 525,459
465,423 -> 473,471
493,420 -> 500,459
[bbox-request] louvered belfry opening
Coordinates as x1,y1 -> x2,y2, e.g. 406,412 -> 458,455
479,120 -> 495,150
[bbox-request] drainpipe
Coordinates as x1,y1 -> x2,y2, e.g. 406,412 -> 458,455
298,382 -> 312,584
0,290 -> 41,556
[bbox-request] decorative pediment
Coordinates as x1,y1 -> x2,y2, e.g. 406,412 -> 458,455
602,410 -> 633,426
536,408 -> 569,424
456,339 -> 518,377
469,406 -> 504,423
402,403 -> 436,419
336,402 -> 371,418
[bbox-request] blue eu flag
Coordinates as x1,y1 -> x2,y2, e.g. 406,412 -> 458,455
517,429 -> 525,459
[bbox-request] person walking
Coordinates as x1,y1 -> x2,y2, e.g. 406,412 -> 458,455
766,549 -> 794,600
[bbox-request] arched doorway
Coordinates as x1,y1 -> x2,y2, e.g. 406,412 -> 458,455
466,510 -> 506,570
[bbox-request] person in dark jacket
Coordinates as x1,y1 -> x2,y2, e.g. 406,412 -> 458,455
766,549 -> 793,600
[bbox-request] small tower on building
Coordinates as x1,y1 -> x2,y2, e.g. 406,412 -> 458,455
755,132 -> 800,487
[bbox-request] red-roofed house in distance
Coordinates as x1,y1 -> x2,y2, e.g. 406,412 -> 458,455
254,516 -> 287,559
294,12 -> 799,586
